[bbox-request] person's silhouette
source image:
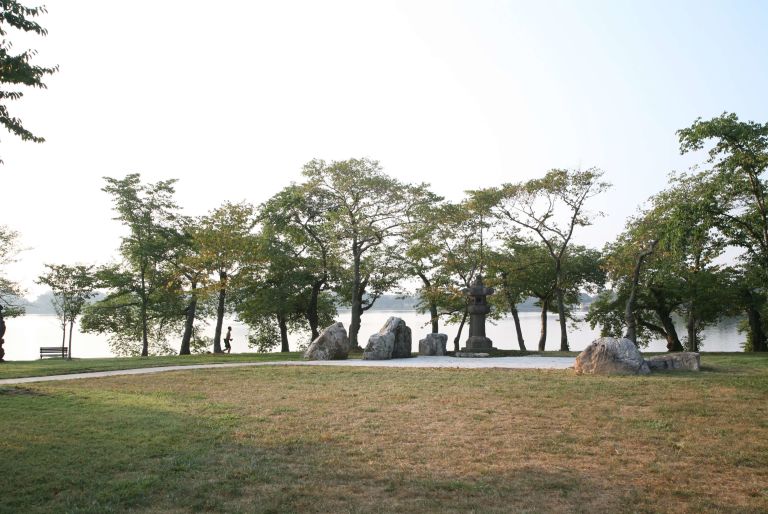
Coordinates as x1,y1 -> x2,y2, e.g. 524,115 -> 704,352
223,326 -> 232,354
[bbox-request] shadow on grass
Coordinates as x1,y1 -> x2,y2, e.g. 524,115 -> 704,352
0,383 -> 646,514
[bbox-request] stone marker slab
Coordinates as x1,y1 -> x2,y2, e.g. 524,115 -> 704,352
364,317 -> 412,360
645,352 -> 700,371
419,333 -> 448,356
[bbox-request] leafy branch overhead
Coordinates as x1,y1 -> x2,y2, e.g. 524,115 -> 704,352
0,1 -> 58,161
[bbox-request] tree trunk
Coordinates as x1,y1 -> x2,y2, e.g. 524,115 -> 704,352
656,308 -> 683,352
68,319 -> 74,360
213,271 -> 227,353
745,302 -> 767,352
179,285 -> 197,355
501,273 -> 525,350
307,280 -> 322,340
453,307 -> 468,352
686,304 -> 699,352
349,249 -> 362,348
555,288 -> 569,351
417,272 -> 439,333
510,305 -> 526,351
538,298 -> 549,351
625,240 -> 657,344
140,295 -> 149,357
140,264 -> 149,357
61,321 -> 66,350
553,258 -> 569,351
278,314 -> 290,352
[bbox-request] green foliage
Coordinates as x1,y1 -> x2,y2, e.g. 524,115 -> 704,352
81,174 -> 186,356
257,183 -> 342,339
36,263 -> 97,351
0,1 -> 58,161
406,201 -> 484,331
191,201 -> 259,352
0,224 -> 24,316
588,175 -> 731,350
301,158 -> 432,345
236,228 -> 336,352
474,168 -> 611,351
677,113 -> 768,351
80,291 -> 178,356
36,264 -> 96,319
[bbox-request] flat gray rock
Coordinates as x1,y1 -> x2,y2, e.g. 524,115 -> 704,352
646,352 -> 700,371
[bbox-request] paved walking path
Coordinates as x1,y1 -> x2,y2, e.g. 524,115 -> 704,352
0,356 -> 574,385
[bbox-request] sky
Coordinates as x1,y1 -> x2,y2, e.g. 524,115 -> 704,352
2,0 -> 768,297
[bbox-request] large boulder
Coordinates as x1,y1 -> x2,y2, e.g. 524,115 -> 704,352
419,333 -> 448,356
574,337 -> 650,375
646,352 -> 700,371
303,322 -> 350,360
363,317 -> 413,360
363,331 -> 395,360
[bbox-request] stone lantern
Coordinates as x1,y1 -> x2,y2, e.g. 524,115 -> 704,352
461,275 -> 495,353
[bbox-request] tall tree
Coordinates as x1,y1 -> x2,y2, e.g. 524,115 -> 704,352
236,229 -> 336,352
588,175 -> 728,351
259,183 -> 340,340
192,202 -> 258,353
165,217 -> 208,355
407,202 -> 485,351
302,158 -> 429,347
0,1 -> 57,162
398,193 -> 457,334
82,174 -> 181,356
474,168 -> 611,351
36,264 -> 96,359
678,113 -> 768,351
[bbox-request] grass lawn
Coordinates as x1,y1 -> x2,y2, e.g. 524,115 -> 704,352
0,352 -> 305,380
0,354 -> 766,513
0,350 -> 579,380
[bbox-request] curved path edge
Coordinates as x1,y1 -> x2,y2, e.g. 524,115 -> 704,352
0,356 -> 574,385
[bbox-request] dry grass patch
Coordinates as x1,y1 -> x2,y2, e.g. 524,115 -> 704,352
1,355 -> 767,513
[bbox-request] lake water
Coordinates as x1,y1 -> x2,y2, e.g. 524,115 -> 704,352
1,311 -> 746,361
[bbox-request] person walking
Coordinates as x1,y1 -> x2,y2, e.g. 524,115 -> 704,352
223,326 -> 233,354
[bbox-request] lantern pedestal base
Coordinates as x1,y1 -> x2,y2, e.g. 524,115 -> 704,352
462,336 -> 495,354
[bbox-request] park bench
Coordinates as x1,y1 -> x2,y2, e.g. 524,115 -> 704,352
40,347 -> 68,359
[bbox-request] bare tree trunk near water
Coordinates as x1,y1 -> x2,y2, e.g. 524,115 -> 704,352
510,306 -> 526,351
180,284 -> 198,355
213,272 -> 227,353
538,299 -> 549,351
278,314 -> 289,352
453,308 -> 468,352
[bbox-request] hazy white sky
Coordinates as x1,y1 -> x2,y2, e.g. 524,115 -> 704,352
3,0 -> 768,296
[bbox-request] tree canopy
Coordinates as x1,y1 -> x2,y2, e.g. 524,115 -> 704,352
0,1 -> 57,162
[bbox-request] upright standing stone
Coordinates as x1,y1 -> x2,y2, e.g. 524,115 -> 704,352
303,322 -> 350,360
419,333 -> 448,356
461,275 -> 495,353
363,317 -> 412,360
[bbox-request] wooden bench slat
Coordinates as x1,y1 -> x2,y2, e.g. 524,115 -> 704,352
40,347 -> 68,359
